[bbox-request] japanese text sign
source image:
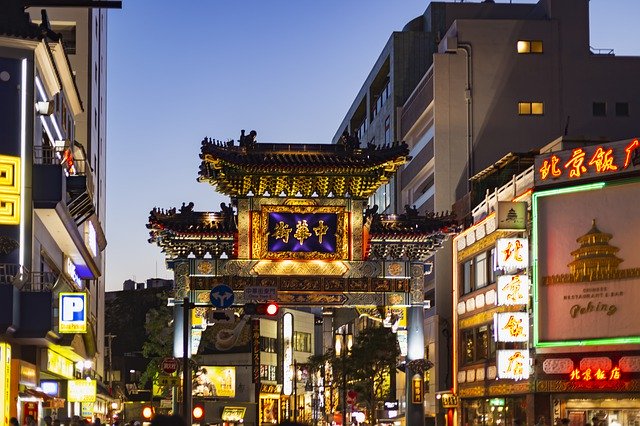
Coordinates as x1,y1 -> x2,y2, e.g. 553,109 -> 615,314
497,274 -> 530,306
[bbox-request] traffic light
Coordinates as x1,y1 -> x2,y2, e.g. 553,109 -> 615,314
192,404 -> 205,421
244,302 -> 279,316
142,406 -> 154,420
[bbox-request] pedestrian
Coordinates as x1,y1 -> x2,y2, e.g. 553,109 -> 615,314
150,415 -> 186,426
26,416 -> 37,426
44,416 -> 53,426
52,420 -> 61,426
536,416 -> 547,426
93,419 -> 101,426
10,418 -> 19,426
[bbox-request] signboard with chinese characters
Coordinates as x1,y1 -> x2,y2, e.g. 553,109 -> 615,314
533,181 -> 640,346
59,293 -> 87,333
68,379 -> 96,403
494,312 -> 529,342
253,205 -> 348,260
495,238 -> 528,271
535,138 -> 640,187
497,349 -> 530,380
0,343 -> 11,426
497,275 -> 529,306
569,366 -> 621,382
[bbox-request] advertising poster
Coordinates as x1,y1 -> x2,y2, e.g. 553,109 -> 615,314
534,181 -> 640,344
192,366 -> 236,398
260,398 -> 279,424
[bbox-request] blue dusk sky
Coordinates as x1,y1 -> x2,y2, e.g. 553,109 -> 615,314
105,0 -> 640,291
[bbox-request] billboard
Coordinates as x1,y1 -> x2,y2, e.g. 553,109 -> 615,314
533,181 -> 640,346
192,366 -> 236,398
68,380 -> 96,403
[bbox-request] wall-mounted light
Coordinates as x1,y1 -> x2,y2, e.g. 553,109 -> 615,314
36,100 -> 55,116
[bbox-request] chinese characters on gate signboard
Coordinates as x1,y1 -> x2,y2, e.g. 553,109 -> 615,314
534,138 -> 640,187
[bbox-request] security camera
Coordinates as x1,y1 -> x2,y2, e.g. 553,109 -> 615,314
36,100 -> 55,115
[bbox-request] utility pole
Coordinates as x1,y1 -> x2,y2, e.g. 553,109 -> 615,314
105,334 -> 116,393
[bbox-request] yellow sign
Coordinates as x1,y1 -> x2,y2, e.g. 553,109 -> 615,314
155,375 -> 180,387
221,406 -> 246,421
68,380 -> 97,403
440,393 -> 459,408
0,154 -> 21,225
45,349 -> 74,379
1,343 -> 11,426
193,366 -> 235,398
411,374 -> 423,404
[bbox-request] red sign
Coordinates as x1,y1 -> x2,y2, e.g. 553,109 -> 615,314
569,366 -> 620,382
161,358 -> 178,374
22,401 -> 38,425
535,138 -> 640,187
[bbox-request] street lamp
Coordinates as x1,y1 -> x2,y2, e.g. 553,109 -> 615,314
334,327 -> 352,426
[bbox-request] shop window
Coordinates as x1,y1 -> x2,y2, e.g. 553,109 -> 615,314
518,102 -> 544,115
260,336 -> 277,353
460,324 -> 495,366
293,331 -> 311,353
593,102 -> 606,117
384,116 -> 391,144
615,102 -> 629,117
460,249 -> 496,295
517,40 -> 543,53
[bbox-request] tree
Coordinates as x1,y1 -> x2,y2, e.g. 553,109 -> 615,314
309,326 -> 400,426
139,293 -> 174,389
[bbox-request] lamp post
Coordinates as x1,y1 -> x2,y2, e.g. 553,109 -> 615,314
334,327 -> 352,426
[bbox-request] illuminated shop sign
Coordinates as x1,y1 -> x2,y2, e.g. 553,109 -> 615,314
19,362 -> 36,387
87,221 -> 97,257
495,201 -> 527,230
496,238 -> 528,271
569,366 -> 621,382
533,181 -> 640,347
497,274 -> 529,306
282,313 -> 294,396
65,258 -> 83,288
40,381 -> 59,396
68,379 -> 96,402
411,374 -> 423,404
0,343 -> 11,426
0,154 -> 21,226
440,393 -> 459,408
221,407 -> 246,422
535,138 -> 640,187
44,349 -> 74,379
497,350 -> 530,380
494,312 -> 529,342
268,212 -> 337,253
59,293 -> 87,333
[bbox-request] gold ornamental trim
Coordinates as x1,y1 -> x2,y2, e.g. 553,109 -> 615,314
251,260 -> 348,276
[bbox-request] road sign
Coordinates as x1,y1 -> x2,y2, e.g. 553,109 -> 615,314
209,284 -> 234,308
206,309 -> 235,324
161,357 -> 178,374
155,374 -> 180,387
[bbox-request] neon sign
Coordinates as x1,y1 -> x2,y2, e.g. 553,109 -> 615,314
568,366 -> 620,382
535,138 -> 640,186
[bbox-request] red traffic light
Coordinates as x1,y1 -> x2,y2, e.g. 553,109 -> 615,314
193,405 -> 205,420
244,302 -> 279,316
142,406 -> 153,419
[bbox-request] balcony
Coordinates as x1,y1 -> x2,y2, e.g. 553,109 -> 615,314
32,143 -> 100,280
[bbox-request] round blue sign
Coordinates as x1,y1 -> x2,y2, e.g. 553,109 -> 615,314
209,284 -> 235,308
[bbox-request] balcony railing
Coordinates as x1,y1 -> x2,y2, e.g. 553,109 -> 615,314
0,263 -> 57,292
33,142 -> 96,225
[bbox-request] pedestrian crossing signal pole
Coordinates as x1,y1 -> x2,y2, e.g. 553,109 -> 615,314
182,297 -> 192,421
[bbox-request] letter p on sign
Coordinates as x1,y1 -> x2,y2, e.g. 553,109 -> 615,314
59,293 -> 87,333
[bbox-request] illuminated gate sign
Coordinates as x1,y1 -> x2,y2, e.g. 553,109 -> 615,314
59,293 -> 87,333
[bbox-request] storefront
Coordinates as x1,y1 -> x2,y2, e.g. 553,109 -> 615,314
259,384 -> 281,425
536,352 -> 640,426
39,347 -> 77,419
460,396 -> 527,426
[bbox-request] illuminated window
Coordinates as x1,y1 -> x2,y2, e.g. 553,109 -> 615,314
293,331 -> 312,353
593,102 -> 606,117
517,40 -> 543,53
461,249 -> 496,295
518,102 -> 544,115
461,324 -> 496,366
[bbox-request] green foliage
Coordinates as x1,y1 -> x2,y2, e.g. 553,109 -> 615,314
139,293 -> 174,389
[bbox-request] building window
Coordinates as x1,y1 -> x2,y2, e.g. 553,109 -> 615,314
517,40 -> 543,53
615,102 -> 629,117
461,249 -> 496,295
260,364 -> 277,381
593,102 -> 606,117
355,119 -> 367,142
260,336 -> 277,353
293,331 -> 311,353
372,79 -> 390,119
518,102 -> 544,115
460,324 -> 496,366
384,116 -> 391,144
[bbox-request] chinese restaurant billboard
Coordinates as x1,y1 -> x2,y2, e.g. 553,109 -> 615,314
533,180 -> 640,347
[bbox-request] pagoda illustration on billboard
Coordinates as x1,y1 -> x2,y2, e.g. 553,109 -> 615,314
544,219 -> 640,284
